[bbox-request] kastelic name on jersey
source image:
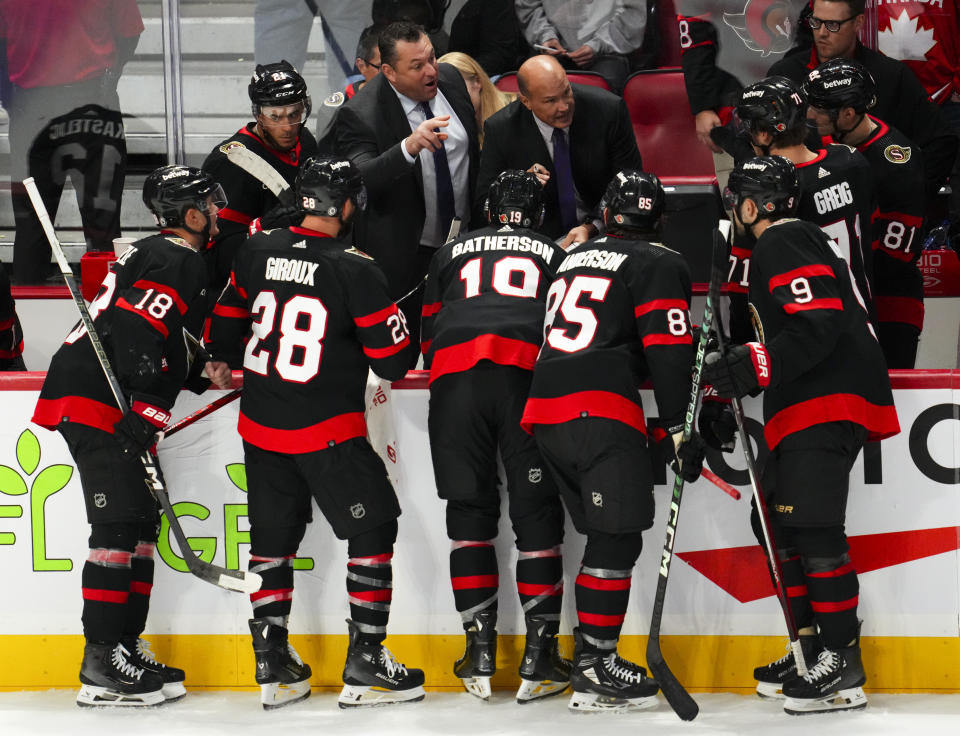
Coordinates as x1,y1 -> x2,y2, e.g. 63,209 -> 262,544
557,248 -> 629,273
450,234 -> 557,263
264,256 -> 319,285
813,181 -> 854,215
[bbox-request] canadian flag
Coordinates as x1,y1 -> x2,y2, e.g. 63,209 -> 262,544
876,2 -> 960,103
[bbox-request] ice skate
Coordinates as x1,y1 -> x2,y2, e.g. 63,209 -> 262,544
76,641 -> 165,707
339,619 -> 425,708
568,629 -> 659,713
754,634 -> 822,699
454,611 -> 497,700
516,616 -> 571,703
249,619 -> 312,710
782,643 -> 867,715
122,637 -> 186,701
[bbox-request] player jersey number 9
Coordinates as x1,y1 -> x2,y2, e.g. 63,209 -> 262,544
244,292 -> 328,383
543,276 -> 611,353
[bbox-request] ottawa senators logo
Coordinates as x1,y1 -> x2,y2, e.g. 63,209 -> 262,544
723,0 -> 797,57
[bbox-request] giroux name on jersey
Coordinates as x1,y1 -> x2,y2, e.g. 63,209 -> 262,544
813,181 -> 854,215
265,256 -> 319,285
450,234 -> 557,264
557,248 -> 628,273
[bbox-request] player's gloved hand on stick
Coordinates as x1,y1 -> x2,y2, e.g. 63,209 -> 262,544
652,425 -> 706,483
703,342 -> 772,399
112,396 -> 169,454
698,388 -> 737,452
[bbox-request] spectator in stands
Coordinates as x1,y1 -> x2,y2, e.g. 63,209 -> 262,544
330,21 -> 479,361
448,0 -> 523,78
439,51 -> 514,146
0,0 -> 143,285
476,54 -> 643,247
0,263 -> 25,370
768,0 -> 958,201
515,0 -> 647,93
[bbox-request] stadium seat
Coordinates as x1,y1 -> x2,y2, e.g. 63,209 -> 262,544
494,70 -> 611,94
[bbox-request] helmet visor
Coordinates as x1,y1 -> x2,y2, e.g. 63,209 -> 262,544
206,183 -> 228,212
722,185 -> 741,211
258,102 -> 308,126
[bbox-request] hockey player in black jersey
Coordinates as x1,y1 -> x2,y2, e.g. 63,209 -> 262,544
705,156 -> 900,715
804,59 -> 927,368
32,165 -> 233,707
521,171 -> 706,713
421,170 -> 569,703
202,61 -> 322,300
205,157 -> 425,710
0,263 -> 26,369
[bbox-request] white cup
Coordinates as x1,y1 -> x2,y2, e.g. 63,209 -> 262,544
113,237 -> 135,257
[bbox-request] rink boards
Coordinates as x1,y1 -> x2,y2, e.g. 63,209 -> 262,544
0,370 -> 957,692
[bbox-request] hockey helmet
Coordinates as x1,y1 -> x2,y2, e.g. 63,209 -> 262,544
804,59 -> 877,116
601,170 -> 665,234
142,165 -> 227,228
295,157 -> 367,218
484,169 -> 545,228
249,60 -> 311,120
723,156 -> 800,220
736,76 -> 807,137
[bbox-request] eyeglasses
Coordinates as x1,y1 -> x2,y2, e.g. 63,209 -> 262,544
361,58 -> 381,70
807,15 -> 858,33
259,103 -> 307,125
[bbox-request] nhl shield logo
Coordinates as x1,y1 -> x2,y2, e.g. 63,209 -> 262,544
350,503 -> 366,519
94,493 -> 107,509
592,492 -> 603,508
528,468 -> 542,484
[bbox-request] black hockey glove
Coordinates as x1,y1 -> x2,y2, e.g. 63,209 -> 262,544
698,388 -> 736,453
112,396 -> 170,454
702,342 -> 772,399
252,202 -> 304,233
652,425 -> 706,483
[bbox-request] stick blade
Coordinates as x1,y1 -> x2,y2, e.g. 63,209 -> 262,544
185,556 -> 262,594
646,640 -> 699,721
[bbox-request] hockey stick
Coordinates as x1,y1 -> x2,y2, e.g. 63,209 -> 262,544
396,217 -> 462,305
709,225 -> 808,677
24,177 -> 261,596
158,388 -> 242,441
225,144 -> 296,207
644,225 -> 731,722
702,467 -> 741,501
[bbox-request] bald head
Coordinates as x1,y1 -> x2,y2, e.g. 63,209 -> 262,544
517,55 -> 574,128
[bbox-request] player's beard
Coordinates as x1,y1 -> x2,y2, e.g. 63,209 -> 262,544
337,204 -> 357,238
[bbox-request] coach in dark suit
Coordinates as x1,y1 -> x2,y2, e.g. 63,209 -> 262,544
331,21 -> 479,355
476,54 -> 643,247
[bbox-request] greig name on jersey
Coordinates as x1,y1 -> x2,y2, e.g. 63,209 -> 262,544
813,181 -> 854,215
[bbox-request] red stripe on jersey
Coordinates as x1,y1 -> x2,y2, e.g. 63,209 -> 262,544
422,301 -> 442,317
429,335 -> 540,383
349,589 -> 393,602
768,264 -> 835,291
807,562 -> 856,579
289,226 -> 333,238
451,574 -> 499,590
230,271 -> 248,299
130,581 -> 153,596
212,303 -> 249,320
116,298 -> 169,338
876,295 -> 924,329
363,338 -> 409,359
783,298 -> 843,314
132,280 -> 188,315
250,587 -> 293,603
0,343 -> 23,359
634,298 -> 688,318
521,391 -> 646,434
354,303 -> 397,327
642,333 -> 693,347
874,211 -> 924,229
577,611 -> 626,627
763,393 -> 900,450
238,127 -> 303,167
238,411 -> 366,453
33,395 -> 123,432
517,582 -> 561,596
787,584 -> 809,598
810,595 -> 859,613
82,588 -> 129,604
218,207 -> 253,226
576,574 -> 631,591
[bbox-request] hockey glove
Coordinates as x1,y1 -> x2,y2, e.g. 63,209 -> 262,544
112,397 -> 170,454
652,425 -> 707,483
251,202 -> 304,234
703,342 -> 772,399
698,388 -> 736,453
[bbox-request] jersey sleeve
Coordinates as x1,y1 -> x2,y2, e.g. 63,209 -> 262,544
679,13 -> 736,114
346,258 -> 411,381
419,250 -> 444,366
872,151 -> 926,265
205,253 -> 252,369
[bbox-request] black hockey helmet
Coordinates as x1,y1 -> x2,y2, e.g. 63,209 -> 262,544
723,155 -> 800,220
484,169 -> 544,228
804,58 -> 877,116
142,165 -> 227,228
295,156 -> 367,218
736,76 -> 807,137
601,170 -> 665,234
249,60 -> 311,120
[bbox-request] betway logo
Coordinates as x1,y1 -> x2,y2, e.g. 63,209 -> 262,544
677,527 -> 960,603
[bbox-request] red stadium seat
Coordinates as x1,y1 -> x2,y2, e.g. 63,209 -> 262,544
494,70 -> 611,93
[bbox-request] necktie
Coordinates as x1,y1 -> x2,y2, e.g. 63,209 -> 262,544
420,100 -> 456,238
552,126 -> 578,232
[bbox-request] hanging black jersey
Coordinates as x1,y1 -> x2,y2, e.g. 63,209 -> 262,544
0,264 -> 24,366
205,225 -> 411,454
33,233 -> 210,434
747,218 -> 899,450
202,124 -> 320,295
421,225 -> 559,385
521,236 -> 694,436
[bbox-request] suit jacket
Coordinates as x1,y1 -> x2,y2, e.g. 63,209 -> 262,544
475,84 -> 643,240
330,64 -> 480,298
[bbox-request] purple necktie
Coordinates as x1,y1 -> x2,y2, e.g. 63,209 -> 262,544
552,126 -> 577,232
420,100 -> 456,237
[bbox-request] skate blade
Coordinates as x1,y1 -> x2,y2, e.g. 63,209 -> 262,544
76,684 -> 164,708
568,691 -> 659,713
755,681 -> 786,700
784,687 -> 868,715
460,676 -> 492,700
338,684 -> 426,708
517,678 -> 570,703
260,679 -> 311,710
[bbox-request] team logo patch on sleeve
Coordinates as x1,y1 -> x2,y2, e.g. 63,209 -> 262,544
219,140 -> 247,155
345,246 -> 374,260
323,91 -> 346,107
883,144 -> 911,164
